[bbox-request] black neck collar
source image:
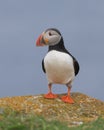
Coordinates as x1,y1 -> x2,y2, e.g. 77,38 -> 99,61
48,38 -> 66,52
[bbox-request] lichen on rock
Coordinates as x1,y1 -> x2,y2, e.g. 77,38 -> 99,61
0,92 -> 104,126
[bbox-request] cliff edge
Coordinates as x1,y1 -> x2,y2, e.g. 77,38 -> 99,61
0,92 -> 104,126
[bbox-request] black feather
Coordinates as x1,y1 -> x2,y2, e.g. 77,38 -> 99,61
42,59 -> 46,73
73,58 -> 80,76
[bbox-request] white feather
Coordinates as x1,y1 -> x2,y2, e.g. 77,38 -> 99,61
44,50 -> 75,84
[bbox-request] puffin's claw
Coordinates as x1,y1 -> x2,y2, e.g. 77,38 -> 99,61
44,92 -> 57,99
61,95 -> 74,103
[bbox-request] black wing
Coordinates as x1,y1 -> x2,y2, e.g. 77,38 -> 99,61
73,57 -> 80,76
42,59 -> 46,73
63,48 -> 80,76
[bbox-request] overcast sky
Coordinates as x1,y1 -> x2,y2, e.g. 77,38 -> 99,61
0,0 -> 104,101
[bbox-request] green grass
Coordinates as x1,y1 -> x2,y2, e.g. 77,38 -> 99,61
0,109 -> 104,130
0,109 -> 69,130
69,117 -> 104,130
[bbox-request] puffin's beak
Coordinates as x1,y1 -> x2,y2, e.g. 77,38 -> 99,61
36,34 -> 45,46
36,33 -> 49,46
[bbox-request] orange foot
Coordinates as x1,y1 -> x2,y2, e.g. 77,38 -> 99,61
44,92 -> 57,99
61,95 -> 74,103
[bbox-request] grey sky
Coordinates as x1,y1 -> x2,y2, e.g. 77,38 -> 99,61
0,0 -> 104,101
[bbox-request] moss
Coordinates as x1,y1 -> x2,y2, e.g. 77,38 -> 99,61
0,93 -> 104,127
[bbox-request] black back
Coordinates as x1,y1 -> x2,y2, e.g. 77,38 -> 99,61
42,37 -> 80,76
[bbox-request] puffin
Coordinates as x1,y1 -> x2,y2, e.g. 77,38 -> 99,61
36,28 -> 80,103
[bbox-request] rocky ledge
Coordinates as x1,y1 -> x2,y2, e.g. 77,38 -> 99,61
0,92 -> 104,126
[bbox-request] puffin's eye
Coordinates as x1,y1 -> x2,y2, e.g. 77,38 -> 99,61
49,32 -> 52,36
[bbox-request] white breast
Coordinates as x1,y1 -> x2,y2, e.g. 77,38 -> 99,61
44,50 -> 75,84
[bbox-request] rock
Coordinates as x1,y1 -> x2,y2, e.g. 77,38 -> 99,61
0,92 -> 104,126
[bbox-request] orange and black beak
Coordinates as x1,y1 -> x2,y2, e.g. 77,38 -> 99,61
36,33 -> 49,46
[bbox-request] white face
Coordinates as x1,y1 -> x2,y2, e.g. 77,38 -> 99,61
43,29 -> 61,46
